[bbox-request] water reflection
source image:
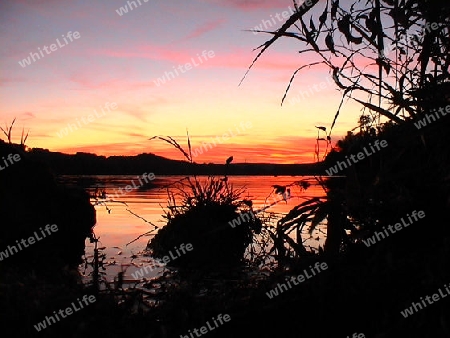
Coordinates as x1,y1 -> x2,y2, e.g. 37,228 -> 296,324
58,175 -> 326,284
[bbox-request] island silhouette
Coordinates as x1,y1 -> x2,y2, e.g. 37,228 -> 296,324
26,146 -> 325,176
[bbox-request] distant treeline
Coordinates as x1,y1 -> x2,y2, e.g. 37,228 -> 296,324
26,148 -> 325,176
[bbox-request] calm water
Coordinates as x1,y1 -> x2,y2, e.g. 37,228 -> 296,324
59,175 -> 326,284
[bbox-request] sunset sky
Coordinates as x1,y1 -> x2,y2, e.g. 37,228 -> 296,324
1,0 -> 364,164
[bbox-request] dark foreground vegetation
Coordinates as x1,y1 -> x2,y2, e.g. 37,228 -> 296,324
1,0 -> 450,337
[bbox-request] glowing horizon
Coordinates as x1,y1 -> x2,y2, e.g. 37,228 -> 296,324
1,0 -> 363,164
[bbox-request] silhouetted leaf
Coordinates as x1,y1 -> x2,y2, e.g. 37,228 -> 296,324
318,2 -> 328,28
309,16 -> 316,32
330,85 -> 357,131
338,15 -> 363,44
325,33 -> 336,54
364,9 -> 378,42
249,29 -> 308,43
281,61 -> 325,106
332,67 -> 345,89
186,129 -> 193,163
239,0 -> 320,86
353,98 -> 403,123
331,0 -> 339,19
278,205 -> 318,230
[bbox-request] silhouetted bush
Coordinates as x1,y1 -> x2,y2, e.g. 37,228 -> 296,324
148,176 -> 261,269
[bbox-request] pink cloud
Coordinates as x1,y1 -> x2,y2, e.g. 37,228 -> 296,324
87,44 -> 320,72
118,105 -> 155,122
20,112 -> 36,120
86,45 -> 191,64
0,76 -> 27,86
201,0 -> 293,11
68,71 -> 158,91
183,19 -> 226,40
12,0 -> 91,19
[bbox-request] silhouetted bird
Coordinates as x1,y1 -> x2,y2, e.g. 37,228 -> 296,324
226,156 -> 233,165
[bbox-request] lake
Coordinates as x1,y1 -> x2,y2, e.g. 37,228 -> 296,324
59,175 -> 327,286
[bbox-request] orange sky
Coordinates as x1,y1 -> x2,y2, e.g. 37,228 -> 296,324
1,0 -> 367,164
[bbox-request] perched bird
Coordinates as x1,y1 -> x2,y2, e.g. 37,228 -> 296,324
226,156 -> 233,165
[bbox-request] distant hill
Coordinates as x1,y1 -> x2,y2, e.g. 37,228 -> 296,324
26,147 -> 325,176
